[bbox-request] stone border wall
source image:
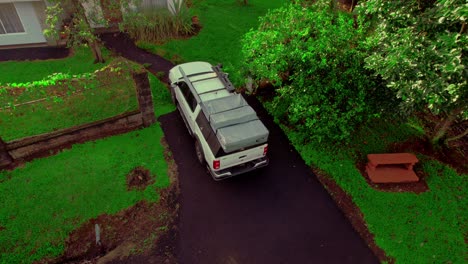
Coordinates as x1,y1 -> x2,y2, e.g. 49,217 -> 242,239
0,71 -> 156,170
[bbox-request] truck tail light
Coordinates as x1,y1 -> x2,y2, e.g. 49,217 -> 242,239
263,145 -> 268,156
213,160 -> 220,170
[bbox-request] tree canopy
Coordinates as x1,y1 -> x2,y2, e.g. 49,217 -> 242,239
243,0 -> 467,145
357,0 -> 467,144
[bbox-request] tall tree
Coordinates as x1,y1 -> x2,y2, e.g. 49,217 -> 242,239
357,0 -> 467,145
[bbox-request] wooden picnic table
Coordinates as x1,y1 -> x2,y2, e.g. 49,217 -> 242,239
365,153 -> 419,183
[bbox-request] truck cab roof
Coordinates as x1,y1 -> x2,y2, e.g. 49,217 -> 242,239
169,61 -> 232,102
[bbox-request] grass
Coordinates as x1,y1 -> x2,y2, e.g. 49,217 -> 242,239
137,0 -> 285,86
0,47 -> 125,142
0,76 -> 175,263
0,47 -> 111,84
136,0 -> 467,262
277,112 -> 467,263
0,64 -> 139,141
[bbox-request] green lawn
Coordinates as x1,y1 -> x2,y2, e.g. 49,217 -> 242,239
0,75 -> 175,263
0,63 -> 139,141
279,115 -> 467,264
138,0 -> 467,263
0,47 -> 130,142
0,47 -> 111,84
137,0 -> 285,86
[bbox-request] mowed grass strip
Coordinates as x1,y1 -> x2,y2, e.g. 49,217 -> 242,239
0,77 -> 175,263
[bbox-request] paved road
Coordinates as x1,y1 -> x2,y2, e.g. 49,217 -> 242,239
159,96 -> 378,264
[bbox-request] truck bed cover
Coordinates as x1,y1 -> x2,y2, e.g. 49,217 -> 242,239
201,94 -> 269,153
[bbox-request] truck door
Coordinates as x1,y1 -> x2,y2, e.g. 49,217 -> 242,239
177,81 -> 200,133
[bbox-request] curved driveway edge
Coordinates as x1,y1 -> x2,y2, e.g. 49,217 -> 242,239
102,32 -> 378,263
159,95 -> 378,264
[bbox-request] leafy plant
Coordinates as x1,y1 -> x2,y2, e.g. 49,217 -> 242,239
120,5 -> 193,43
44,0 -> 108,63
242,1 -> 390,142
356,0 -> 468,145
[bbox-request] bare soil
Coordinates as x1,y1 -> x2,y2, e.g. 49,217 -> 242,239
126,166 -> 154,191
38,138 -> 179,264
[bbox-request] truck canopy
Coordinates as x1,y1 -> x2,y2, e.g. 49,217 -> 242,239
201,94 -> 269,153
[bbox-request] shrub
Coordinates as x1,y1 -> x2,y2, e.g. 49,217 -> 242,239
120,6 -> 193,43
242,1 -> 394,142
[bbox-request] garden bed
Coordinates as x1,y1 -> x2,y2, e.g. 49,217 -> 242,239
0,59 -> 140,141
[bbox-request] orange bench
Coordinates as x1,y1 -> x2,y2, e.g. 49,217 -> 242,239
365,153 -> 419,183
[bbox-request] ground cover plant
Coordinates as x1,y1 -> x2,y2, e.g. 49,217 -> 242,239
0,59 -> 140,141
0,74 -> 175,263
120,5 -> 194,43
136,0 -> 467,262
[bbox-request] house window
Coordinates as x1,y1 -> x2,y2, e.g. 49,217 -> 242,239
0,3 -> 25,34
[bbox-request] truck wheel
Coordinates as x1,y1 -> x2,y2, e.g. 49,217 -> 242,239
170,87 -> 176,104
195,140 -> 204,165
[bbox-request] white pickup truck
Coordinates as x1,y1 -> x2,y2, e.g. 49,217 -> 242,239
168,61 -> 269,180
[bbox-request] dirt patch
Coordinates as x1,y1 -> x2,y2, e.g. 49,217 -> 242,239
389,137 -> 467,174
48,194 -> 177,264
38,137 -> 180,264
0,225 -> 5,232
314,169 -> 394,264
126,166 -> 154,191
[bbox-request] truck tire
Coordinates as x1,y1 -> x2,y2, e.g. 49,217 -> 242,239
170,86 -> 176,104
195,139 -> 204,165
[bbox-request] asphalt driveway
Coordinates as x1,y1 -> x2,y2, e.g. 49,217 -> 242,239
101,32 -> 378,263
159,96 -> 378,264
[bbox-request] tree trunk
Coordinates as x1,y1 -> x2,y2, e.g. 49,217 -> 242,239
446,129 -> 468,143
71,0 -> 105,63
349,0 -> 356,12
431,108 -> 464,145
90,40 -> 105,63
459,22 -> 467,35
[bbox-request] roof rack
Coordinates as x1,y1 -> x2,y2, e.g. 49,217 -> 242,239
212,64 -> 235,92
178,66 -> 201,103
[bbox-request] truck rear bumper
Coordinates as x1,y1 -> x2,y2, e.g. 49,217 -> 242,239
209,156 -> 269,181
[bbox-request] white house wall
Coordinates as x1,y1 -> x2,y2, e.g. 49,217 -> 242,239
0,1 -> 47,46
81,0 -> 105,28
167,0 -> 183,15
